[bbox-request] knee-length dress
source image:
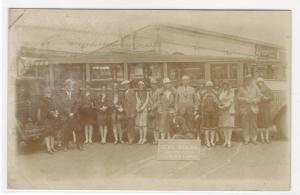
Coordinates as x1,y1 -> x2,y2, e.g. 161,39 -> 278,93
157,89 -> 174,133
79,92 -> 96,126
257,84 -> 273,128
95,93 -> 110,126
218,89 -> 235,128
135,90 -> 150,127
39,96 -> 59,137
201,90 -> 219,129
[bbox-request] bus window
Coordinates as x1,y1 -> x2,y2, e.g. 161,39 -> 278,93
91,64 -> 123,82
211,64 -> 238,88
91,64 -> 113,80
255,64 -> 286,80
54,64 -> 84,87
37,66 -> 49,80
182,63 -> 205,80
168,63 -> 204,81
129,63 -> 163,80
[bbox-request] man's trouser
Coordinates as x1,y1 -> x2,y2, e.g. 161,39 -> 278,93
61,118 -> 83,148
241,112 -> 258,142
126,117 -> 136,143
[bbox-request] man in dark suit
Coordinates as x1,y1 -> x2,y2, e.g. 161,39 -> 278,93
55,79 -> 83,151
121,80 -> 137,144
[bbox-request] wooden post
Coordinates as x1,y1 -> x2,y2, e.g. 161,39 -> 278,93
86,64 -> 91,82
205,63 -> 211,81
163,62 -> 168,78
124,63 -> 128,80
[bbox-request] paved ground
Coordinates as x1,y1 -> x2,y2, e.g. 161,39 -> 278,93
7,140 -> 290,191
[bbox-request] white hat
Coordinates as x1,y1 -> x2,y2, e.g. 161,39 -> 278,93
182,75 -> 190,80
121,80 -> 130,85
65,78 -> 76,85
205,81 -> 213,87
138,80 -> 145,86
163,77 -> 171,84
257,77 -> 264,83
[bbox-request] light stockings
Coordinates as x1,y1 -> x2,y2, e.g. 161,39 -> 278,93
84,124 -> 93,144
99,125 -> 108,143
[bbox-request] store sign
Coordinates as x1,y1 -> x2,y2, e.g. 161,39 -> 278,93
255,45 -> 278,58
157,140 -> 201,161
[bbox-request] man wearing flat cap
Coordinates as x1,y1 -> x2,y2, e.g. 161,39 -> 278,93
238,74 -> 261,145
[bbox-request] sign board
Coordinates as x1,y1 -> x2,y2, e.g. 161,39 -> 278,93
157,139 -> 201,161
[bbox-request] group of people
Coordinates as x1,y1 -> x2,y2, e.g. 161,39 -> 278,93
37,74 -> 274,154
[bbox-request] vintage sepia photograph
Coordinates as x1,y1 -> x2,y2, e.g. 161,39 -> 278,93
7,9 -> 291,190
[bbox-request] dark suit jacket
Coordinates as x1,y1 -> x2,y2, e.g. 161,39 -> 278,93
123,88 -> 136,118
55,89 -> 81,121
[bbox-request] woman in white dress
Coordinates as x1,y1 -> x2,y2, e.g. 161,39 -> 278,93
218,81 -> 235,147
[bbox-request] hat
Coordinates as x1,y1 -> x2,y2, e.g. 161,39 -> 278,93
163,77 -> 171,84
121,80 -> 130,85
206,81 -> 213,87
256,77 -> 264,83
138,80 -> 145,86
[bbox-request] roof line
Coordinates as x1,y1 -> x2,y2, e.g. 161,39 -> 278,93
90,23 -> 284,54
157,23 -> 284,49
